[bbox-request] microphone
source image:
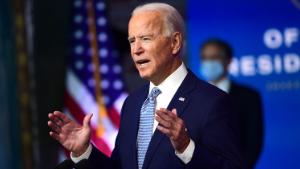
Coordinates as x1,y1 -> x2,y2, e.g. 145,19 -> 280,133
74,159 -> 91,169
54,159 -> 74,169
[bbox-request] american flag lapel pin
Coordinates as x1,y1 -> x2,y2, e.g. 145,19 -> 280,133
178,97 -> 185,102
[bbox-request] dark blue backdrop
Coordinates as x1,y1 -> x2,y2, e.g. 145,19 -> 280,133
187,0 -> 300,168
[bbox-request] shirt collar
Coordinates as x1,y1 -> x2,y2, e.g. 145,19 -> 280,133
211,77 -> 231,93
149,62 -> 188,96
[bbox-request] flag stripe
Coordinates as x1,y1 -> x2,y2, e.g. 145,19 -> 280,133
107,107 -> 120,128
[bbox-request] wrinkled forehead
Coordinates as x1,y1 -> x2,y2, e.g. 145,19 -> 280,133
128,11 -> 165,37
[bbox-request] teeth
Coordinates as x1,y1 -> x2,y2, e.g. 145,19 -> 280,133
138,62 -> 148,68
136,60 -> 149,67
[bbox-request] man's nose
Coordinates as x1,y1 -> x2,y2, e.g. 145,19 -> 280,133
132,41 -> 144,55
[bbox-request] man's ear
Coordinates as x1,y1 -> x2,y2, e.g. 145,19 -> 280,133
171,32 -> 182,55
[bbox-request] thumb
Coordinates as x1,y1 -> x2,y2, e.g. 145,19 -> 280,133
83,113 -> 93,128
171,108 -> 177,116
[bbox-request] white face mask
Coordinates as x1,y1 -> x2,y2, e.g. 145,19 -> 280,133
200,60 -> 224,82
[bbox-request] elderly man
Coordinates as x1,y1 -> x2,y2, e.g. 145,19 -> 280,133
48,3 -> 244,169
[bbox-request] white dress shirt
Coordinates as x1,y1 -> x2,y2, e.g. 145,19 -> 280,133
71,62 -> 195,164
210,77 -> 231,93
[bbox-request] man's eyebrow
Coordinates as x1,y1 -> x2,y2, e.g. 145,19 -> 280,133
128,36 -> 134,41
139,34 -> 154,38
128,34 -> 154,40
127,34 -> 156,42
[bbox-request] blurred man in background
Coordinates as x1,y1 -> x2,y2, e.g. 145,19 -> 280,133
199,39 -> 264,169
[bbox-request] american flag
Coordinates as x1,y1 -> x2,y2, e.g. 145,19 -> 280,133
63,0 -> 127,157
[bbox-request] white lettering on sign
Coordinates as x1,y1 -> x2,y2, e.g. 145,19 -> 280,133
284,53 -> 300,73
264,28 -> 299,49
264,29 -> 283,49
240,56 -> 256,76
229,53 -> 300,76
258,55 -> 273,75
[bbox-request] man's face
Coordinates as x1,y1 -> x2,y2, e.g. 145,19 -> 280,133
200,44 -> 231,82
128,11 -> 180,84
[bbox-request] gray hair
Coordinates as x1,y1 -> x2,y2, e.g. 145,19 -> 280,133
132,3 -> 186,56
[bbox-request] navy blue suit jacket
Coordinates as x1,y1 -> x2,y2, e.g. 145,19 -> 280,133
229,82 -> 263,169
87,71 -> 244,169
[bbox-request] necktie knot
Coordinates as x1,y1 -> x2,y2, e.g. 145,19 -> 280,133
149,87 -> 161,99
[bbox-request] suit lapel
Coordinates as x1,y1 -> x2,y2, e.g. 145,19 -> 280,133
142,71 -> 197,169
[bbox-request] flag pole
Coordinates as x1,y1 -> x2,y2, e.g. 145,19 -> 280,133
86,0 -> 108,137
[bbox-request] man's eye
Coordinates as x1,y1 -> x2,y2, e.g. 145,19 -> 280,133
142,37 -> 151,41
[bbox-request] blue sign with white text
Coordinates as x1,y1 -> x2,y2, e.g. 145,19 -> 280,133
187,0 -> 300,168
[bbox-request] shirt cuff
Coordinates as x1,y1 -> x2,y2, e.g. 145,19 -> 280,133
70,144 -> 92,163
175,139 -> 195,164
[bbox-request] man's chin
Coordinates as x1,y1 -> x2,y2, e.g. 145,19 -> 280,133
138,71 -> 152,80
139,73 -> 150,80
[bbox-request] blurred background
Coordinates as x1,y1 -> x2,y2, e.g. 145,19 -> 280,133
0,0 -> 299,169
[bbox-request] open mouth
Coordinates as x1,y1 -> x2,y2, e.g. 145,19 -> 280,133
136,59 -> 150,66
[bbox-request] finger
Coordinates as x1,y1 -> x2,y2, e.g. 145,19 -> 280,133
53,111 -> 71,123
161,108 -> 178,119
48,121 -> 62,133
171,108 -> 177,116
157,110 -> 185,134
156,109 -> 175,122
83,113 -> 93,128
167,109 -> 184,129
157,125 -> 172,137
48,113 -> 64,127
171,117 -> 185,133
49,131 -> 61,141
155,115 -> 172,128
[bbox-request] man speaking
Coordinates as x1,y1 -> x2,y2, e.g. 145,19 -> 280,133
48,3 -> 244,169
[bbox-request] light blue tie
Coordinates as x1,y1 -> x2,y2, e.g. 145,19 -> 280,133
137,87 -> 161,169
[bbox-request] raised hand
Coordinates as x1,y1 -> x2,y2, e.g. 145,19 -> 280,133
48,111 -> 92,156
155,108 -> 190,153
